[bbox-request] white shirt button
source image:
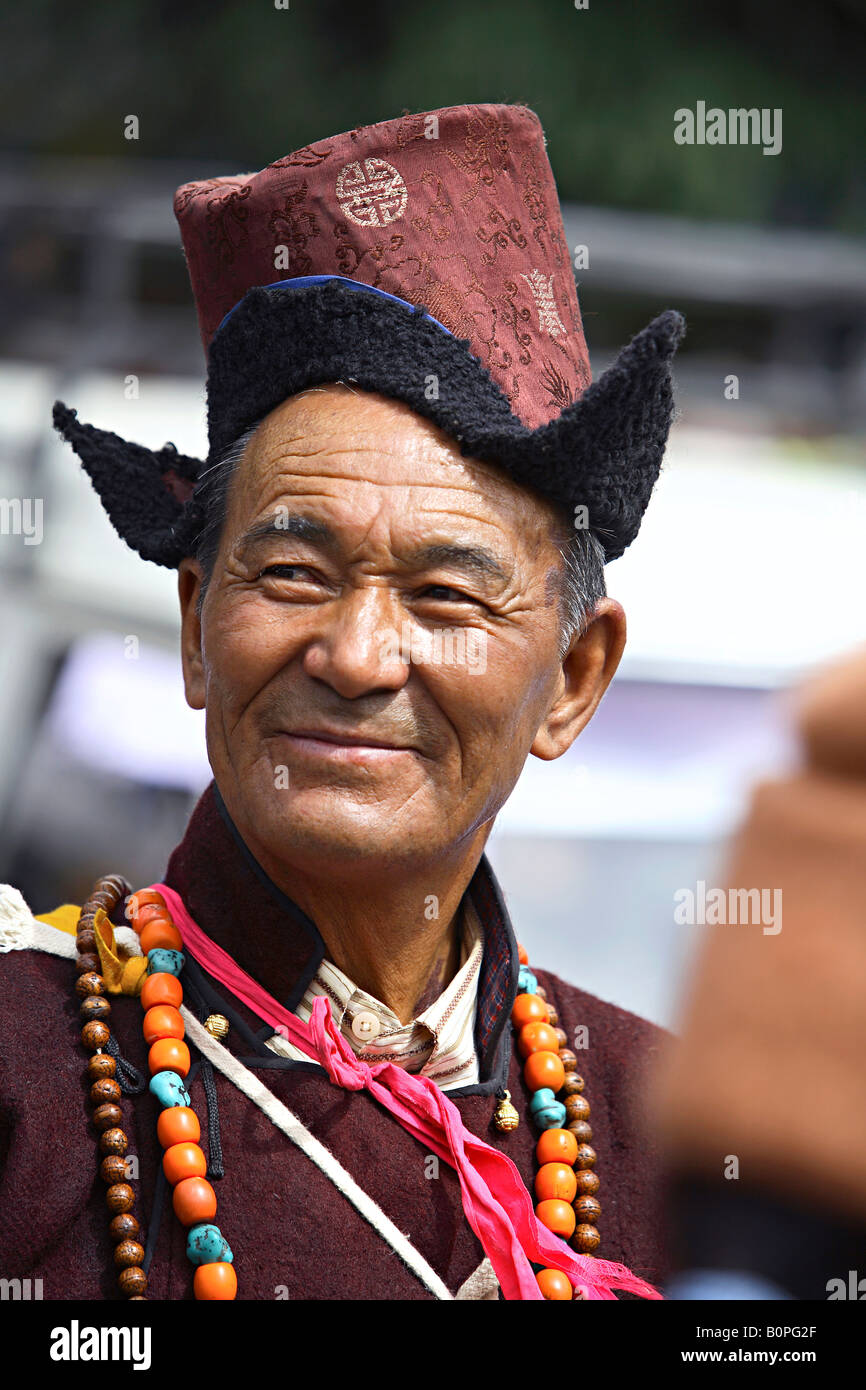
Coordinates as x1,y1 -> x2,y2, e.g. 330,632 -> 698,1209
351,1010 -> 381,1042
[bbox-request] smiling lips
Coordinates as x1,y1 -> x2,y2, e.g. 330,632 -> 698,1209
281,728 -> 416,759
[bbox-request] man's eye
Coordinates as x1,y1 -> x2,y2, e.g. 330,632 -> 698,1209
418,584 -> 478,605
259,564 -> 313,581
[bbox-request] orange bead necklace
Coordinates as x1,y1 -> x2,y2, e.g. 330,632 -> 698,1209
73,875 -> 237,1300
126,886 -> 238,1299
505,941 -> 601,1300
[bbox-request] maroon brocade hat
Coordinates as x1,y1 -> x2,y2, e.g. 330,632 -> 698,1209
175,103 -> 592,430
52,102 -> 685,565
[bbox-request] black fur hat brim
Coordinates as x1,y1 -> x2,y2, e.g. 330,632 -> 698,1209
53,280 -> 685,567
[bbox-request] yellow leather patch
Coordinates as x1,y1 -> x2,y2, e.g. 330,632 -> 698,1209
35,904 -> 80,936
93,907 -> 147,996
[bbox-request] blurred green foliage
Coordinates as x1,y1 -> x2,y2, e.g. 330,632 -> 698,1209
3,0 -> 864,231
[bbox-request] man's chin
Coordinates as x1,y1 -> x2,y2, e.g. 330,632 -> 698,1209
227,781 -> 440,868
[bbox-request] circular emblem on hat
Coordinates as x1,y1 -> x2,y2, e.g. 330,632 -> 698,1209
335,157 -> 408,228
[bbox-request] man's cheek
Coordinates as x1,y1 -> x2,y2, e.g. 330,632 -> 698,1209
206,612 -> 274,684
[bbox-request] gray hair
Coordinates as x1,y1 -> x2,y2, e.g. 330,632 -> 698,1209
193,421 -> 607,647
554,527 -> 607,657
193,420 -> 263,617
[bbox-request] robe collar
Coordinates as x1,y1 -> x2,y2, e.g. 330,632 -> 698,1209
163,782 -> 520,1085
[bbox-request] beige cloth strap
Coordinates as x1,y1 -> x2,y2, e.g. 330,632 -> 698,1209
182,1006 -> 499,1300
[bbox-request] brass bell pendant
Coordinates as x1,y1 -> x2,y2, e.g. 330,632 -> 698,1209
493,1089 -> 519,1132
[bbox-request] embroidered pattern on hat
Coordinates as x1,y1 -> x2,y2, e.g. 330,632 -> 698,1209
336,157 -> 408,227
521,269 -> 565,338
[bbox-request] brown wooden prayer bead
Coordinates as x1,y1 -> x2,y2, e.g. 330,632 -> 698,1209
75,971 -> 105,998
76,929 -> 98,953
573,1143 -> 596,1170
101,1155 -> 131,1185
91,1078 -> 122,1106
545,1006 -> 559,1026
573,1169 -> 600,1197
100,874 -> 131,894
574,1195 -> 601,1224
566,1119 -> 593,1144
99,1127 -> 128,1155
81,1021 -> 110,1050
534,987 -> 547,1001
76,953 -> 101,976
553,1027 -> 568,1049
561,1073 -> 585,1097
571,1223 -> 601,1254
106,1183 -> 135,1213
118,1266 -> 147,1297
114,1239 -> 145,1269
109,1212 -> 141,1243
558,1048 -> 578,1073
95,880 -> 123,901
87,1054 -> 116,1081
88,890 -> 115,909
93,1103 -> 123,1131
80,995 -> 111,1023
565,1094 -> 590,1123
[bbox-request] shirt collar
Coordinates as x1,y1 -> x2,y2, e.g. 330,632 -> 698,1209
264,897 -> 485,1088
164,781 -> 519,1082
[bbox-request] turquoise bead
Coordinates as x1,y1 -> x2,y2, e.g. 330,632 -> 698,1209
149,1070 -> 191,1108
529,1088 -> 567,1129
147,947 -> 185,977
529,1087 -> 555,1112
518,966 -> 538,995
187,1223 -> 233,1266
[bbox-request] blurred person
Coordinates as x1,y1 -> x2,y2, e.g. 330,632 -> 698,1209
652,647 -> 866,1300
0,103 -> 685,1301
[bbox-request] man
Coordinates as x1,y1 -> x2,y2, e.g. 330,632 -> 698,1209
0,103 -> 684,1299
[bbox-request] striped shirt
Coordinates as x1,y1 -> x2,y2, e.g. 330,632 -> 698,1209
263,897 -> 483,1091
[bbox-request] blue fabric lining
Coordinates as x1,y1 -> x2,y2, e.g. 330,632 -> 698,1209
215,274 -> 455,341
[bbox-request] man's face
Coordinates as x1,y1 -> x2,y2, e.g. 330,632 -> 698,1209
179,384 -> 624,873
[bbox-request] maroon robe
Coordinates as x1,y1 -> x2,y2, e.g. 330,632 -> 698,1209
0,783 -> 670,1299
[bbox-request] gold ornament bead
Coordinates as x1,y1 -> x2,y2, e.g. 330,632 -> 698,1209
204,1013 -> 230,1040
493,1090 -> 520,1133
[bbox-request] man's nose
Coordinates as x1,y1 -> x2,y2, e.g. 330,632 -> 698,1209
300,584 -> 412,699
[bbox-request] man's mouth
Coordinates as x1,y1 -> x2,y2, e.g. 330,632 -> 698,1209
278,728 -> 417,761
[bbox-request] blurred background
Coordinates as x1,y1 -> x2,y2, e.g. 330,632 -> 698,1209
1,0 -> 864,1027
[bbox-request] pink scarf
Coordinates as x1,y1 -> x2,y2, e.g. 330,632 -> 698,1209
150,880 -> 662,1302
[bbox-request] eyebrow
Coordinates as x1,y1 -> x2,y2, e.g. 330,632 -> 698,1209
236,515 -> 511,583
237,515 -> 334,550
411,542 -> 509,584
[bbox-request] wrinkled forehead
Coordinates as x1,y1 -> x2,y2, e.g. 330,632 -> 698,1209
228,383 -> 567,546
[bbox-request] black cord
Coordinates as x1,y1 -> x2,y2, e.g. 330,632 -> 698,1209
199,1056 -> 224,1180
105,1032 -> 147,1095
181,974 -> 225,1181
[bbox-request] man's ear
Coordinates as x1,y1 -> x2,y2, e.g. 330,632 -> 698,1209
178,558 -> 206,711
531,597 -> 626,760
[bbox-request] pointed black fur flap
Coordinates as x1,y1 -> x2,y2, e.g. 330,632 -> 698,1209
52,403 -> 205,567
